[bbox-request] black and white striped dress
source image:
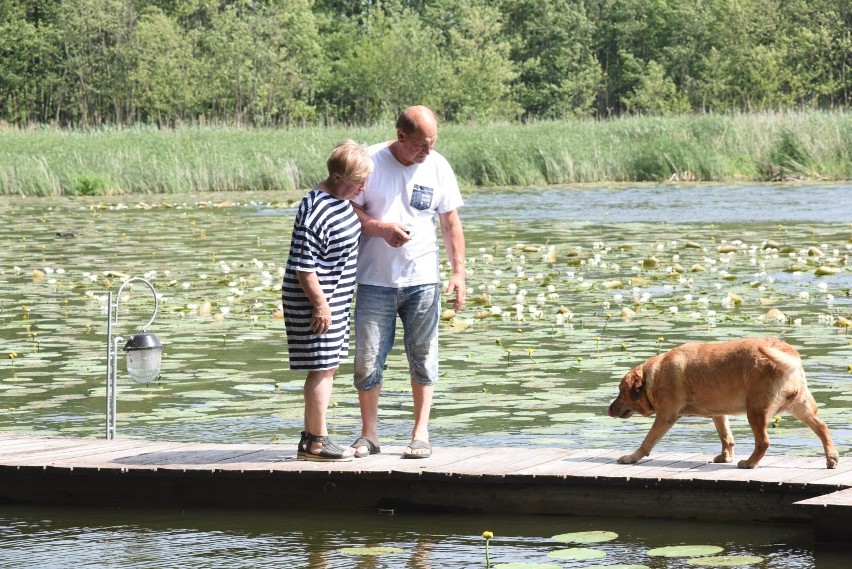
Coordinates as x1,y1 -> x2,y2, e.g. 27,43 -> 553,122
283,189 -> 361,370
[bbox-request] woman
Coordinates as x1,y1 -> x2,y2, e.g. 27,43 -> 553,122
282,140 -> 372,461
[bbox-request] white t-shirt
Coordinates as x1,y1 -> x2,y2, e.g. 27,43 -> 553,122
354,143 -> 463,288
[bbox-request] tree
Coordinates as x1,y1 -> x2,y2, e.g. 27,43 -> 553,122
318,0 -> 449,124
502,0 -> 601,119
0,1 -> 63,124
623,60 -> 689,114
57,0 -> 137,125
422,0 -> 519,121
126,6 -> 197,124
199,0 -> 324,125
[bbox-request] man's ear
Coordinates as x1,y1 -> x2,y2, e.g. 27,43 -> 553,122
628,367 -> 645,401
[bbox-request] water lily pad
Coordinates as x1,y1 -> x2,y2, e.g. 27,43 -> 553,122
585,565 -> 650,569
337,546 -> 404,556
552,530 -> 618,543
686,555 -> 764,566
648,545 -> 724,557
493,564 -> 562,569
547,547 -> 606,560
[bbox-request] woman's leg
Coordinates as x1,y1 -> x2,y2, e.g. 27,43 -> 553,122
304,367 -> 342,454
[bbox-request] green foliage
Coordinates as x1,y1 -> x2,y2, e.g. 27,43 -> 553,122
762,128 -> 817,180
1,0 -> 851,126
73,173 -> 111,196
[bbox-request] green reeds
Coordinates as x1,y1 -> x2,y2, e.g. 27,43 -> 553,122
1,111 -> 850,196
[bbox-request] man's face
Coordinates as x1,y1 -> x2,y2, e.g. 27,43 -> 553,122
396,127 -> 437,165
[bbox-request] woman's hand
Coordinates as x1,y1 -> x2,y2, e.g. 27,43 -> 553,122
310,304 -> 331,334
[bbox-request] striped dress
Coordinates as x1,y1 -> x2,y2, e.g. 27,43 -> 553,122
282,189 -> 361,370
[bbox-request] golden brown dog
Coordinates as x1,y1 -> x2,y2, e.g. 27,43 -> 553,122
608,338 -> 838,469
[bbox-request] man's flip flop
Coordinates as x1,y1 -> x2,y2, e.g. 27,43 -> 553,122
403,439 -> 431,459
350,436 -> 381,458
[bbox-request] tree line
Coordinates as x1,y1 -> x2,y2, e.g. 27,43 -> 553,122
1,0 -> 850,127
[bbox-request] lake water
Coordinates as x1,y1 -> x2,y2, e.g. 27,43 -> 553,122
1,183 -> 851,567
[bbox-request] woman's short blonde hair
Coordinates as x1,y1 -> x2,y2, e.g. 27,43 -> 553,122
327,139 -> 372,183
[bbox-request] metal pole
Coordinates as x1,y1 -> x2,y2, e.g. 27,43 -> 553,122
105,291 -> 114,439
105,277 -> 159,440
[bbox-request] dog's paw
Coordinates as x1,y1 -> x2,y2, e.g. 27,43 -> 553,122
713,452 -> 733,464
737,459 -> 757,469
617,454 -> 639,464
827,455 -> 839,469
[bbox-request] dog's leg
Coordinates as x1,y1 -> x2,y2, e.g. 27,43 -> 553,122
740,409 -> 771,469
617,413 -> 678,464
711,415 -> 735,463
789,396 -> 839,469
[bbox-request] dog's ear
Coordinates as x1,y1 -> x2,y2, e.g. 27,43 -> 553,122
628,367 -> 645,401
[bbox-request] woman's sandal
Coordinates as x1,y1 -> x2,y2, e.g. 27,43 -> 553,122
297,432 -> 354,462
350,436 -> 381,458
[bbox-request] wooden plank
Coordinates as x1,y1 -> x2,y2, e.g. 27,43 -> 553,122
796,488 -> 852,507
0,437 -> 90,456
415,447 -> 559,477
662,456 -> 822,484
606,452 -> 713,481
46,441 -> 195,470
509,448 -> 622,477
109,442 -> 279,467
0,438 -> 148,464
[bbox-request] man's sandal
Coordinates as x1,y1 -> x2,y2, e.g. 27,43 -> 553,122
403,439 -> 432,459
350,436 -> 381,458
297,432 -> 353,461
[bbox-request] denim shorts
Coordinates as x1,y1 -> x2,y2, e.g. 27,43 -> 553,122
353,283 -> 440,391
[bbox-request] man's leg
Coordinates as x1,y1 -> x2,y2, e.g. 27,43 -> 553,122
409,380 -> 434,455
357,384 -> 381,444
353,285 -> 396,455
400,284 -> 440,456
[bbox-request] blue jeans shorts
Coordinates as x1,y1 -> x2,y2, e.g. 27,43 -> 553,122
353,283 -> 440,391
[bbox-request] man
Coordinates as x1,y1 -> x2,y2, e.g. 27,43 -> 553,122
350,105 -> 466,459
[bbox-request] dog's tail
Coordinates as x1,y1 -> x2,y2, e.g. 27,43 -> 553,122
759,344 -> 805,381
757,344 -> 809,394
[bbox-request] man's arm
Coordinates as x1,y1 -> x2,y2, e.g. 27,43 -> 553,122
439,209 -> 466,312
353,203 -> 412,247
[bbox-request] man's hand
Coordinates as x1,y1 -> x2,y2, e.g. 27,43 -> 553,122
445,273 -> 466,313
383,224 -> 413,248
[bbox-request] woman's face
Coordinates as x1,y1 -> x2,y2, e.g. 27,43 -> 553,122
333,175 -> 367,201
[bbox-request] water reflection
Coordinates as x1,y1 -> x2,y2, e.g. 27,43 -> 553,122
0,506 -> 848,568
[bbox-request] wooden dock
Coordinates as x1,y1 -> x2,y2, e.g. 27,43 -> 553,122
1,433 -> 850,542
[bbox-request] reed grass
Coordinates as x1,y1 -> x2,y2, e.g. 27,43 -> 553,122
1,111 -> 850,197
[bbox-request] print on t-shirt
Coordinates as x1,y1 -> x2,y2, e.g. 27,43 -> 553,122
410,185 -> 434,210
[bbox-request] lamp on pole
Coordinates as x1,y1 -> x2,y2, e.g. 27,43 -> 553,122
105,277 -> 164,440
